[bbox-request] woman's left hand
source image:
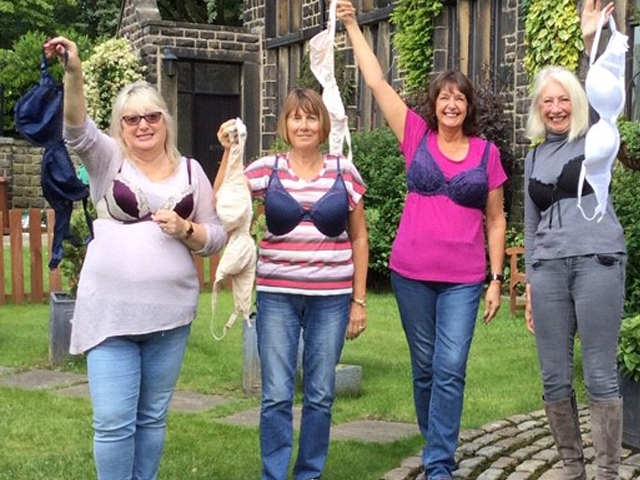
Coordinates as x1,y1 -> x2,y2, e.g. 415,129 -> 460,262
482,282 -> 501,323
217,119 -> 238,150
346,303 -> 367,340
152,209 -> 190,239
581,0 -> 614,42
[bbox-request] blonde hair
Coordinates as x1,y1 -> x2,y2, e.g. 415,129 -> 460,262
526,66 -> 589,143
276,88 -> 331,145
109,81 -> 181,166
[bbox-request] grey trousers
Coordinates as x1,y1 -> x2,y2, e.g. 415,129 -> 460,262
529,253 -> 626,402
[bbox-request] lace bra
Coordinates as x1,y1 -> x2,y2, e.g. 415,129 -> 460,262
529,150 -> 594,227
264,155 -> 349,237
578,11 -> 628,221
103,158 -> 195,223
407,135 -> 491,210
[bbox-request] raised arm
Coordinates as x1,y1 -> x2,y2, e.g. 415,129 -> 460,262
581,0 -> 615,55
213,119 -> 238,196
336,0 -> 408,142
43,37 -> 86,127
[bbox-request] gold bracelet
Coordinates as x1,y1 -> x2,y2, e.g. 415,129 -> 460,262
350,297 -> 367,308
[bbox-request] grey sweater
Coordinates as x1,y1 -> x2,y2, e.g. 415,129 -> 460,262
523,132 -> 626,278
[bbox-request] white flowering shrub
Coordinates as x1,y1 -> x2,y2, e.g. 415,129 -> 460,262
83,37 -> 145,130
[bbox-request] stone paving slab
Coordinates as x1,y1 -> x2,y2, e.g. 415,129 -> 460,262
216,406 -> 419,443
331,420 -> 418,443
217,406 -> 301,429
0,366 -> 16,375
169,390 -> 235,413
52,379 -> 236,413
0,369 -> 86,389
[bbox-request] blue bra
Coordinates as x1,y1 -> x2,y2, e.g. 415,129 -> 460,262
264,155 -> 349,237
104,158 -> 195,223
407,136 -> 490,210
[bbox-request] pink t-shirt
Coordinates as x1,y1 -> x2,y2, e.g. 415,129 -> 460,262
390,109 -> 507,283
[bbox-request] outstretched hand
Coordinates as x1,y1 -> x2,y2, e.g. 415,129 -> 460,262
336,0 -> 357,25
217,119 -> 238,149
581,0 -> 615,44
43,37 -> 81,72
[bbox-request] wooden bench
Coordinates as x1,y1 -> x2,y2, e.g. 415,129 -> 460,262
506,246 -> 526,315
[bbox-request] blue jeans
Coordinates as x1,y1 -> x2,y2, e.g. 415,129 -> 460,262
529,254 -> 626,402
87,324 -> 191,480
256,291 -> 350,480
391,272 -> 483,480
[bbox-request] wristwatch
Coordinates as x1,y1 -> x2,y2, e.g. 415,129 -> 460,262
487,273 -> 504,283
184,222 -> 194,239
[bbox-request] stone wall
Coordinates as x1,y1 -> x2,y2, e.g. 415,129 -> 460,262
0,137 -> 47,210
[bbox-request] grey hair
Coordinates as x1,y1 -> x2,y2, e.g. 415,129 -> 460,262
526,66 -> 589,143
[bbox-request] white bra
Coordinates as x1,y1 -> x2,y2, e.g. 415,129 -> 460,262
309,0 -> 352,161
578,11 -> 628,222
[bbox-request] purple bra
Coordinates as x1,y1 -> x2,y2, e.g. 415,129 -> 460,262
407,136 -> 490,210
104,158 -> 195,223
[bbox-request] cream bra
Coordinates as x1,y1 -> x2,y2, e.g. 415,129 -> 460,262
309,0 -> 352,160
578,11 -> 628,222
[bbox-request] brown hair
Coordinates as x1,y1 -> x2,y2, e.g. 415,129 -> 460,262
423,70 -> 479,137
276,88 -> 331,145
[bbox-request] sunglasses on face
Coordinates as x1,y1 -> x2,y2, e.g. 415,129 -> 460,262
121,111 -> 163,126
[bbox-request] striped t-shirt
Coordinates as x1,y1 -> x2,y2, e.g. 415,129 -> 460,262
244,153 -> 366,295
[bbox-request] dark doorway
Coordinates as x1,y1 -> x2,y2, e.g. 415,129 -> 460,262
177,61 -> 241,182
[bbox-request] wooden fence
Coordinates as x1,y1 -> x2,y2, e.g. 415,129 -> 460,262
1,208 -> 224,305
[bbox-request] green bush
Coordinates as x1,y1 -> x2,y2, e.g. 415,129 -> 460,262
0,30 -> 92,136
612,165 -> 640,317
83,37 -> 145,131
60,202 -> 95,298
351,128 -> 406,287
618,314 -> 640,381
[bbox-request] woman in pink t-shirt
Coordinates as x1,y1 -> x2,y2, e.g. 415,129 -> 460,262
338,2 -> 507,479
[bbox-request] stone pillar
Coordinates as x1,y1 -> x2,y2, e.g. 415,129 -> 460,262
242,316 -> 262,397
49,292 -> 76,366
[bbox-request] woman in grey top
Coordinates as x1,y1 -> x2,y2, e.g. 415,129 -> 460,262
524,2 -> 625,478
44,36 -> 227,480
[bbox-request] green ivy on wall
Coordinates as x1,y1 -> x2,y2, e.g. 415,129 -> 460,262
390,0 -> 444,96
524,0 -> 583,81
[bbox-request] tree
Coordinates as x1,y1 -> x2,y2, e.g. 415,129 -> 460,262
0,30 -> 93,136
0,0 -> 77,49
53,0 -> 122,40
157,0 -> 243,26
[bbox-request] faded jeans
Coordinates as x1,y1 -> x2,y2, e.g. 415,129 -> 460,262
87,324 -> 191,480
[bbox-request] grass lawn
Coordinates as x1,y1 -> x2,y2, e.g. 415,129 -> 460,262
0,290 -> 584,479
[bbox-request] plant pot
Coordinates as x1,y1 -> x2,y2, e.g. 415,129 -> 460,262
49,292 -> 76,367
618,369 -> 640,450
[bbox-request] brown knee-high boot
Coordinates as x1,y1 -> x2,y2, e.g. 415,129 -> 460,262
544,394 -> 586,480
590,398 -> 623,480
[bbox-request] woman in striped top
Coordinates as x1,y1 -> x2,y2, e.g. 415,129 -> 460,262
216,88 -> 368,480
